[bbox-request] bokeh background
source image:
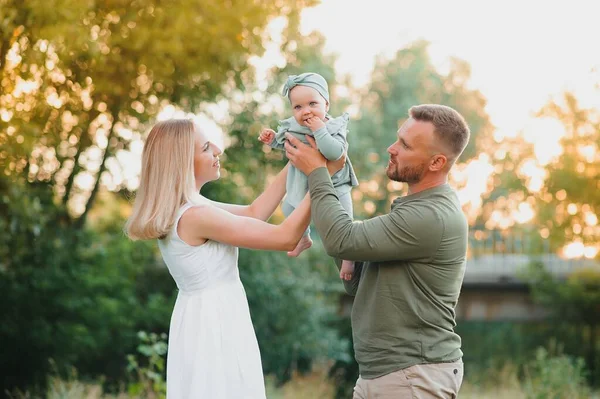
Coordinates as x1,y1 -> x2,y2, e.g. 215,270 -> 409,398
1,0 -> 599,397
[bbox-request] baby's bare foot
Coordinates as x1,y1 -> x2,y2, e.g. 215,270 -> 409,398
287,235 -> 313,257
339,260 -> 355,281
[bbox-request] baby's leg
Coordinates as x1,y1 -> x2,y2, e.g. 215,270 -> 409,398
287,227 -> 313,257
338,191 -> 354,279
339,260 -> 355,281
282,201 -> 313,257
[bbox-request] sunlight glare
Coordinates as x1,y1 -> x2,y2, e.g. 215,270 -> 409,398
512,203 -> 535,224
522,118 -> 566,165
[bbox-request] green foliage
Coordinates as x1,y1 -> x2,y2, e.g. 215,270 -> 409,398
523,347 -> 590,399
457,321 -> 565,382
126,331 -> 167,399
477,92 -> 600,251
455,321 -> 596,395
327,316 -> 358,399
534,94 -> 600,251
0,0 -> 314,225
0,175 -> 174,394
526,262 -> 600,326
523,262 -> 600,385
239,245 -> 350,384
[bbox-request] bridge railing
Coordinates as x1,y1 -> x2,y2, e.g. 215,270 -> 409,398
465,229 -> 599,285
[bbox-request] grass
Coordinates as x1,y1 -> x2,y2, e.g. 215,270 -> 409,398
8,364 -> 599,399
266,368 -> 335,399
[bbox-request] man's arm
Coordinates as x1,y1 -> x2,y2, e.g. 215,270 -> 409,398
308,168 -> 441,262
283,134 -> 439,262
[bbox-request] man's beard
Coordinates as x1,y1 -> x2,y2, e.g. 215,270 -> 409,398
386,161 -> 427,184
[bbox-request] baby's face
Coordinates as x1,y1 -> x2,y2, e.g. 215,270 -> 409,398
289,86 -> 329,127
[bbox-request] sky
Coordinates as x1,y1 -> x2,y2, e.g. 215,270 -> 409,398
299,0 -> 600,143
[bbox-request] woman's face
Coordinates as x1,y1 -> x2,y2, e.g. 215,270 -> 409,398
193,125 -> 222,188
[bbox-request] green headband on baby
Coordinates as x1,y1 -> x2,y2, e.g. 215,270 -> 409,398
281,72 -> 330,103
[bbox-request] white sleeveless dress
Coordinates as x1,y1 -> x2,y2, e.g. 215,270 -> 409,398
157,203 -> 266,398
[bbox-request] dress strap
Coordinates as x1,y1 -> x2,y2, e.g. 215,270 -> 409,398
171,202 -> 195,242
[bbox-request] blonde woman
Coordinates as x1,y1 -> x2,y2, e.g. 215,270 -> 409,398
125,119 -> 342,398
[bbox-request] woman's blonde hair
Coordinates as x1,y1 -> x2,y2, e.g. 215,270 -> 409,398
125,119 -> 200,241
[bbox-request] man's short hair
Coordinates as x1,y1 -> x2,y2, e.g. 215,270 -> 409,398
409,104 -> 470,161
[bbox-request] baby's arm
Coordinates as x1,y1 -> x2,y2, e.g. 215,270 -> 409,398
313,127 -> 346,161
304,116 -> 346,161
259,128 -> 287,150
259,128 -> 275,145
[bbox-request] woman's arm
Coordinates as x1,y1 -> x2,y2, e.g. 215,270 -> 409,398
208,163 -> 289,221
209,153 -> 345,221
178,193 -> 311,251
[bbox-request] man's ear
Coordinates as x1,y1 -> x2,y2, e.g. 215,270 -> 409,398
429,154 -> 448,172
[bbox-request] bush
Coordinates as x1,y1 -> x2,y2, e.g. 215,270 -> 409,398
126,331 -> 167,398
239,243 -> 350,384
0,177 -> 174,395
523,346 -> 590,399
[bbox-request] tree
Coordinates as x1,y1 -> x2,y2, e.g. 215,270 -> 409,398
534,93 -> 600,252
0,173 -> 175,394
349,40 -> 493,217
474,91 -> 600,255
0,0 -> 315,227
0,1 -> 320,394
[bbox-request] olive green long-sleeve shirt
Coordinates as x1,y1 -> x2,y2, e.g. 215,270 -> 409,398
308,167 -> 467,379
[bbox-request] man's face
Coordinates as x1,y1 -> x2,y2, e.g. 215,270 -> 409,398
386,118 -> 436,184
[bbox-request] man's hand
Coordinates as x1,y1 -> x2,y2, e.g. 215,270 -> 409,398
327,152 -> 346,176
285,134 -> 346,176
304,116 -> 325,132
259,128 -> 275,145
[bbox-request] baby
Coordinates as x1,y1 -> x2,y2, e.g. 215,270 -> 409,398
259,72 -> 358,280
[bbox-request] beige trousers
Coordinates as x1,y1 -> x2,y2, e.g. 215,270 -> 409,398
353,359 -> 463,399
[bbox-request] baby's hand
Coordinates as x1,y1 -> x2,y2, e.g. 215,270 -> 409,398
259,128 -> 275,144
304,116 -> 325,132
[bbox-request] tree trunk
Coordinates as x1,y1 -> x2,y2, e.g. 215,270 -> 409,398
590,323 -> 597,386
62,110 -> 99,208
0,39 -> 11,96
74,108 -> 119,229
